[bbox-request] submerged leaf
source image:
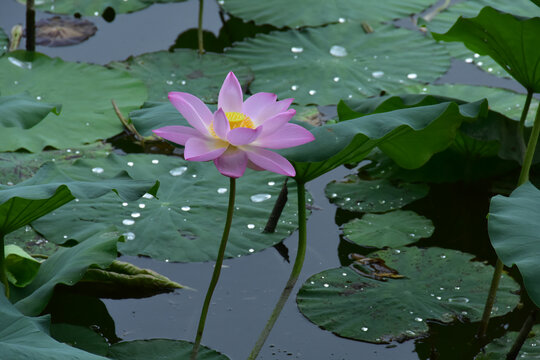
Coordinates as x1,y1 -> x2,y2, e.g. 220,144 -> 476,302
34,16 -> 97,47
297,247 -> 519,343
107,339 -> 229,360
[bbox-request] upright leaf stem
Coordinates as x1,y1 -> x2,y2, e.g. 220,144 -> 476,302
479,100 -> 540,338
247,180 -> 307,360
190,177 -> 235,360
26,0 -> 35,52
0,233 -> 8,298
197,0 -> 204,55
518,91 -> 533,160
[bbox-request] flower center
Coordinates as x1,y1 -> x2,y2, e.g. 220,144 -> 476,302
209,112 -> 254,138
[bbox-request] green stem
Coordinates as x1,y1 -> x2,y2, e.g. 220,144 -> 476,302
518,91 -> 533,161
0,233 -> 8,298
190,177 -> 235,360
479,101 -> 540,338
26,0 -> 35,52
247,180 -> 307,360
197,0 -> 204,55
506,309 -> 537,360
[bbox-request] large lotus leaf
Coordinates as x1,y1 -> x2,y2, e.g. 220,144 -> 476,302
0,291 -> 108,360
0,160 -> 158,235
489,182 -> 540,307
297,247 -> 520,343
343,210 -> 434,248
433,7 -> 540,92
326,176 -> 429,213
107,339 -> 229,360
405,84 -> 538,126
31,153 -> 303,262
0,143 -> 112,186
0,51 -> 147,152
10,230 -> 119,316
476,324 -> 540,359
281,100 -> 487,182
0,94 -> 61,129
424,0 -> 540,79
17,0 -> 187,16
108,49 -> 253,103
50,324 -> 109,356
226,24 -> 450,106
4,244 -> 41,287
0,27 -> 7,56
222,0 -> 436,28
5,227 -> 59,258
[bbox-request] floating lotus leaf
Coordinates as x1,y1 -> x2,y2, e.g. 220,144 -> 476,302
50,323 -> 109,356
343,210 -> 434,248
0,27 -> 7,56
0,51 -> 147,152
17,0 -> 188,16
297,247 -> 520,343
109,49 -> 253,102
326,176 -> 429,213
0,93 -> 61,129
433,7 -> 540,92
0,292 -> 108,360
221,0 -> 436,28
32,153 -> 304,262
107,339 -> 229,360
4,244 -> 41,287
5,226 -> 59,259
34,16 -> 97,47
423,0 -> 539,79
405,84 -> 538,126
226,24 -> 450,106
476,324 -> 540,359
489,182 -> 540,307
10,230 -> 119,316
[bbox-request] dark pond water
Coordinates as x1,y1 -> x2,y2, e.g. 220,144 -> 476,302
0,0 -> 533,359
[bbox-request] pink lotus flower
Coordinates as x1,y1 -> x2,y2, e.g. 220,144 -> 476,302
153,72 -> 315,178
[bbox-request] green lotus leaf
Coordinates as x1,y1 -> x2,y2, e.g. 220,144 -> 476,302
108,49 -> 253,103
433,7 -> 540,92
4,244 -> 41,287
422,0 -> 538,79
72,260 -> 184,299
221,0 -> 436,28
0,27 -> 7,56
0,159 -> 158,235
326,176 -> 429,213
343,210 -> 434,248
405,84 -> 538,126
10,230 -> 119,316
297,247 -> 520,343
475,324 -> 540,359
0,291 -> 108,360
226,24 -> 450,106
489,182 -> 540,307
5,226 -> 59,258
107,339 -> 229,360
16,0 -> 187,16
31,153 -> 304,262
282,100 -> 487,182
50,323 -> 109,356
0,93 -> 60,129
0,51 -> 147,152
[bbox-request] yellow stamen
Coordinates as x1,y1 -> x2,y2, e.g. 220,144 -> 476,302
209,112 -> 255,138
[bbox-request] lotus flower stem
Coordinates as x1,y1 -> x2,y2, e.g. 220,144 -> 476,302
517,91 -> 533,160
263,178 -> 288,233
26,0 -> 35,52
247,179 -> 307,360
506,309 -> 537,360
479,100 -> 540,337
0,233 -> 8,298
197,0 -> 204,55
190,177 -> 235,360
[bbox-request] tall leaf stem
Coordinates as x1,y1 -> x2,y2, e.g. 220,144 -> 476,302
0,233 -> 8,298
506,309 -> 537,360
197,0 -> 204,55
190,177 -> 235,360
26,0 -> 35,52
479,100 -> 540,338
247,180 -> 307,360
518,91 -> 533,160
